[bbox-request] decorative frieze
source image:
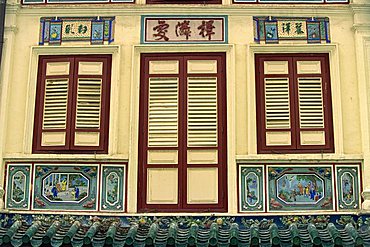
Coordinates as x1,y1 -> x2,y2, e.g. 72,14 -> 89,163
253,17 -> 330,44
39,17 -> 115,45
238,164 -> 361,213
5,163 -> 127,212
141,16 -> 227,44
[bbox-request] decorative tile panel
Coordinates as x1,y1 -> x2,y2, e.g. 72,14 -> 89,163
39,17 -> 115,45
5,164 -> 31,210
239,166 -> 264,212
253,17 -> 330,44
336,165 -> 361,211
267,165 -> 334,212
32,164 -> 99,211
100,165 -> 126,211
141,16 -> 228,44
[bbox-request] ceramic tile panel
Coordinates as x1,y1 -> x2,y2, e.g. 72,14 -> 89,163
253,17 -> 330,44
32,164 -> 99,211
39,17 -> 115,45
5,164 -> 32,210
336,165 -> 361,211
239,165 -> 264,212
100,165 -> 126,211
267,165 -> 334,212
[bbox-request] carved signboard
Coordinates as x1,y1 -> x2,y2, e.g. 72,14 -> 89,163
142,16 -> 227,44
254,17 -> 330,44
39,17 -> 115,45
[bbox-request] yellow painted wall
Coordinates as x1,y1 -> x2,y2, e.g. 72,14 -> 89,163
2,2 -> 369,213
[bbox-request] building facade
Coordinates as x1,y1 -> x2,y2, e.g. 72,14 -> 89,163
0,0 -> 370,245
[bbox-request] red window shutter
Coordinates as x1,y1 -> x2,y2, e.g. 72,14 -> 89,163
33,55 -> 111,153
256,54 -> 334,153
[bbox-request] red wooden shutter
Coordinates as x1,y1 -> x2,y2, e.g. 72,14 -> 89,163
256,54 -> 334,153
138,53 -> 227,212
33,55 -> 111,153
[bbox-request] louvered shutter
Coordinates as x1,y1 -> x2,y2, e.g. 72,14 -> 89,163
43,79 -> 69,130
256,54 -> 333,153
139,54 -> 227,211
76,79 -> 102,129
264,78 -> 290,129
148,77 -> 178,147
34,56 -> 111,153
187,77 -> 217,147
298,78 -> 324,129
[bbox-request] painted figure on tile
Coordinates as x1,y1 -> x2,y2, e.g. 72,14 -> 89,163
11,171 -> 26,203
42,173 -> 89,202
175,20 -> 191,40
244,172 -> 259,206
198,20 -> 215,40
276,174 -> 324,205
342,172 -> 354,204
153,20 -> 169,41
106,172 -> 119,205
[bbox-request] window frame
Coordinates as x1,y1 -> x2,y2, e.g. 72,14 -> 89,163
32,54 -> 112,154
255,53 -> 334,154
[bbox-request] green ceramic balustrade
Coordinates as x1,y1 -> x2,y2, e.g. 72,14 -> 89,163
208,222 -> 219,246
84,222 -> 100,245
328,223 -> 342,246
63,221 -> 81,244
229,223 -> 239,245
42,221 -> 60,244
167,222 -> 177,245
269,223 -> 280,246
22,221 -> 41,243
125,223 -> 138,246
250,224 -> 259,246
188,223 -> 199,246
289,223 -> 301,246
105,222 -> 118,245
307,223 -> 321,246
145,223 -> 158,245
2,220 -> 22,244
345,223 -> 364,246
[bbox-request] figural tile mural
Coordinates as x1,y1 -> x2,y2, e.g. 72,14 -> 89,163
268,166 -> 334,212
6,164 -> 32,210
32,164 -> 99,211
239,164 -> 361,213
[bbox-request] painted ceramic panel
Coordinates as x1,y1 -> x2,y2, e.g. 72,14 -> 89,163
253,17 -> 330,44
336,166 -> 360,210
39,17 -> 115,45
100,165 -> 126,211
33,165 -> 98,211
239,166 -> 264,212
142,16 -> 227,44
268,166 -> 334,212
6,164 -> 31,210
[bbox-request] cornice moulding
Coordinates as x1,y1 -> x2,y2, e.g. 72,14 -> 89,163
16,4 -> 352,16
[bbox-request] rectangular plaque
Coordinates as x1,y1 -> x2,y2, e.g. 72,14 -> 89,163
254,17 -> 330,44
142,16 -> 227,44
39,17 -> 115,45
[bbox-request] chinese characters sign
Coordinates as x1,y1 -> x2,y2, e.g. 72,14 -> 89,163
253,17 -> 330,44
39,17 -> 115,45
142,16 -> 227,44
